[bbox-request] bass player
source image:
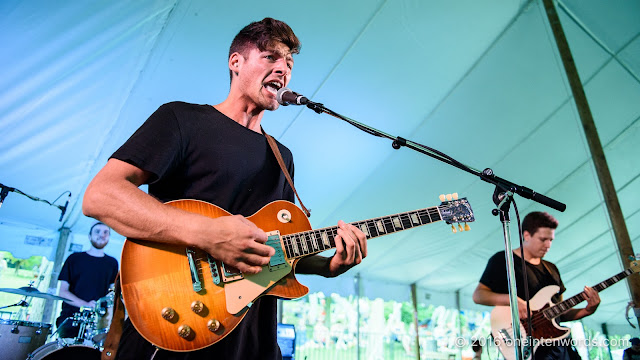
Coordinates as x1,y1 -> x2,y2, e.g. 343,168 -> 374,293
472,211 -> 600,359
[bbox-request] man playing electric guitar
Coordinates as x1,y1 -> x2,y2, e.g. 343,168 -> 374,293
83,18 -> 367,360
472,211 -> 600,360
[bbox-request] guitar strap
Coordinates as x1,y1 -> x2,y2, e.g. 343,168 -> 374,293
540,260 -> 562,293
101,272 -> 125,360
261,127 -> 311,217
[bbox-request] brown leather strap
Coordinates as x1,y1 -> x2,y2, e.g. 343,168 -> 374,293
261,128 -> 310,217
101,272 -> 125,360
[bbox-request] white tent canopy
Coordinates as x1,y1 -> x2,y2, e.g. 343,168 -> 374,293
2,0 -> 639,335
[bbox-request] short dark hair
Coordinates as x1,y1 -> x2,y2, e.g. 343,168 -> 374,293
228,18 -> 301,81
522,211 -> 558,236
89,222 -> 110,236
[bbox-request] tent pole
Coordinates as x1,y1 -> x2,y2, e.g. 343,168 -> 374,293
542,0 -> 640,327
411,283 -> 421,360
42,227 -> 70,325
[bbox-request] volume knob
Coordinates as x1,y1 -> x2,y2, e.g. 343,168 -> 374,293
161,307 -> 176,321
207,319 -> 221,332
178,324 -> 192,338
191,300 -> 204,314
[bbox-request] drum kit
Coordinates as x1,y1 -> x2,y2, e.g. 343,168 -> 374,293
0,283 -> 114,360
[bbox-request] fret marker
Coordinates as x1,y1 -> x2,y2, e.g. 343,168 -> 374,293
376,220 -> 385,233
411,214 -> 420,224
321,231 -> 330,247
292,239 -> 300,256
359,224 -> 370,237
299,234 -> 309,253
392,217 -> 401,229
310,233 -> 319,250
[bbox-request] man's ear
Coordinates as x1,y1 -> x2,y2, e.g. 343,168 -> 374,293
229,52 -> 242,73
522,230 -> 532,242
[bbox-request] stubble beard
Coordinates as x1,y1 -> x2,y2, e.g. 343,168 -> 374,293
91,238 -> 108,250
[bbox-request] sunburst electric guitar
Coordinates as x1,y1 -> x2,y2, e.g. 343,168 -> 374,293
491,260 -> 640,360
120,194 -> 474,351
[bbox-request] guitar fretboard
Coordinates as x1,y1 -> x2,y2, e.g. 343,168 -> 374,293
282,206 -> 443,259
542,267 -> 635,319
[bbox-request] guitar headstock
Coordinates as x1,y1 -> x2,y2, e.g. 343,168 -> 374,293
438,193 -> 475,233
629,259 -> 640,274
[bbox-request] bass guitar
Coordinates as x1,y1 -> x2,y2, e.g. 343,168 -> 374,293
491,260 -> 640,360
120,194 -> 474,351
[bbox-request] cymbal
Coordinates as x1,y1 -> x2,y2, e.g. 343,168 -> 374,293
0,286 -> 70,301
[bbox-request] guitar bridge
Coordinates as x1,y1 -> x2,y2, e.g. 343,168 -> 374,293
186,248 -> 202,292
208,254 -> 221,285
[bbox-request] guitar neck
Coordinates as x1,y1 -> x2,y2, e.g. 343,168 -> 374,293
543,267 -> 635,319
282,205 -> 444,260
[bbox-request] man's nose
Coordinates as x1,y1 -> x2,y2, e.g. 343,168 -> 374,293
273,60 -> 289,76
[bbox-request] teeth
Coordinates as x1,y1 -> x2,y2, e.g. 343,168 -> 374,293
264,82 -> 281,95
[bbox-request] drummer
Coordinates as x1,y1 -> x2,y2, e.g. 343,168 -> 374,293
56,221 -> 119,338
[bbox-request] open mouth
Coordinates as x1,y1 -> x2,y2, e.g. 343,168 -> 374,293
264,81 -> 282,96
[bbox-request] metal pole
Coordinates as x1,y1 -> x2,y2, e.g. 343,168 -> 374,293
542,0 -> 640,327
411,283 -> 421,360
356,273 -> 361,360
456,290 -> 462,360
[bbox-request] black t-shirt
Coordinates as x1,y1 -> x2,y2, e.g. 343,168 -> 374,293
111,101 -> 295,360
58,251 -> 119,317
479,250 -> 565,303
624,348 -> 640,360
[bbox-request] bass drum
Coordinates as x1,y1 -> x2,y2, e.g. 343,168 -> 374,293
28,341 -> 101,360
0,320 -> 51,360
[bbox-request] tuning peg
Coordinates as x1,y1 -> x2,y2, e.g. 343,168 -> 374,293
464,223 -> 470,231
451,225 -> 457,233
458,224 -> 464,232
452,193 -> 458,200
439,194 -> 446,202
446,194 -> 452,201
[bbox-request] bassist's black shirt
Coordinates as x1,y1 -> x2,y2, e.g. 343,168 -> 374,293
480,250 -> 565,303
111,101 -> 295,360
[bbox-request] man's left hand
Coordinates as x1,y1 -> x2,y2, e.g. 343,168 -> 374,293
327,220 -> 367,277
584,286 -> 600,314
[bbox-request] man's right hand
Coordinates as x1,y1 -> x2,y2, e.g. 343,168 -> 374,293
203,215 -> 274,275
517,298 -> 531,319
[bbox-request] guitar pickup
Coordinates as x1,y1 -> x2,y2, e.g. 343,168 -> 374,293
266,231 -> 287,271
499,328 -> 512,342
221,262 -> 244,282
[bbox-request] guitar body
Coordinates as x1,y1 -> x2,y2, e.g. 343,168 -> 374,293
118,195 -> 477,352
491,285 -> 569,360
120,199 -> 311,352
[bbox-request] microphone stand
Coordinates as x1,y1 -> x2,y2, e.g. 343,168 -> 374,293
0,183 -> 70,221
301,99 -> 566,360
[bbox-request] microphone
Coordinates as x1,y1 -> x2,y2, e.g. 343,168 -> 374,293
276,87 -> 309,106
59,193 -> 71,222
